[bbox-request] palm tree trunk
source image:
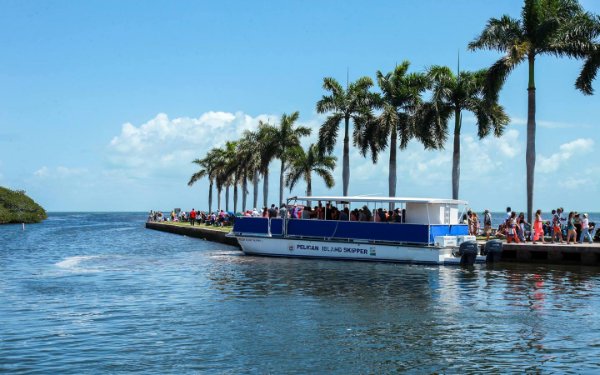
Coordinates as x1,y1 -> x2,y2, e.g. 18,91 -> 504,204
263,169 -> 269,208
306,177 -> 312,208
452,109 -> 462,200
217,187 -> 222,211
208,181 -> 213,213
233,182 -> 238,213
342,116 -> 350,196
242,175 -> 248,212
225,185 -> 230,212
389,126 -> 397,210
526,55 -> 536,224
253,171 -> 259,209
279,159 -> 285,207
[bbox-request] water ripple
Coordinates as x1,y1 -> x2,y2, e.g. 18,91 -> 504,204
2,213 -> 600,373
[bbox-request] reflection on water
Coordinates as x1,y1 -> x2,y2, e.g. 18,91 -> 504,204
2,213 -> 600,373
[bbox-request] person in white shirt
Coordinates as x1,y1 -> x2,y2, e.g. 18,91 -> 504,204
579,213 -> 593,243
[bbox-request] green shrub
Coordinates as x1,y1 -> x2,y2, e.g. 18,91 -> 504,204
0,187 -> 47,224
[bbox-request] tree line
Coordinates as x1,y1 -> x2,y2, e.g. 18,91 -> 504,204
189,0 -> 600,222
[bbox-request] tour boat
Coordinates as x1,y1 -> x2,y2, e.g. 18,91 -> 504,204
230,196 -> 483,265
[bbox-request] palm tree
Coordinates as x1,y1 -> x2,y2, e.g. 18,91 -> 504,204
256,121 -> 278,208
188,150 -> 218,213
220,141 -> 239,212
237,130 -> 260,211
286,144 -> 336,207
209,147 -> 228,211
468,0 -> 600,222
272,112 -> 311,206
316,76 -> 376,196
357,62 -> 429,201
423,65 -> 510,199
189,146 -> 227,212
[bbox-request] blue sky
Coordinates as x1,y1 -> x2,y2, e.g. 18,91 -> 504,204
1,0 -> 599,212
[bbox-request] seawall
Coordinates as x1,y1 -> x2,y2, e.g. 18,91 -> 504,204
145,222 -> 240,248
498,242 -> 600,266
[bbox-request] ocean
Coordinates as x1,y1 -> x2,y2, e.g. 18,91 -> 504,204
2,212 -> 600,373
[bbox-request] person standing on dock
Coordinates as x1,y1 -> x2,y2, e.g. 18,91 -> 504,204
189,208 -> 197,226
517,212 -> 527,242
533,209 -> 546,244
579,213 -> 593,244
505,207 -> 512,221
566,212 -> 577,244
506,212 -> 520,243
551,209 -> 564,243
483,210 -> 492,241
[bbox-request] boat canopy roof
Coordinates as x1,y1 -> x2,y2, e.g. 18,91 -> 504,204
288,196 -> 468,205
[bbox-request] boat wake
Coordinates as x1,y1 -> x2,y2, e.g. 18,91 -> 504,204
55,255 -> 105,273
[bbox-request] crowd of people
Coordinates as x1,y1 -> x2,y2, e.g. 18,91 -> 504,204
150,204 -> 597,244
147,208 -> 235,227
238,202 -> 407,223
465,206 -> 597,245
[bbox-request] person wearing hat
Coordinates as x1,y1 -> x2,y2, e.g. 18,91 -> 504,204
579,213 -> 593,244
483,209 -> 493,241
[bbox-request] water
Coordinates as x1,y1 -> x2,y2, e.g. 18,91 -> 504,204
2,213 -> 600,373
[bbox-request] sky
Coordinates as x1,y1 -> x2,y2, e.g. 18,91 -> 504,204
0,0 -> 599,212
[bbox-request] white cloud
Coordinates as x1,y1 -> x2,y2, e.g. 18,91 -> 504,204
107,111 -> 280,176
558,178 -> 592,190
34,166 -> 49,177
34,166 -> 88,179
538,138 -> 594,173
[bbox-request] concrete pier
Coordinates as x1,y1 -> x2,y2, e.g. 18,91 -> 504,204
498,242 -> 600,266
145,222 -> 240,248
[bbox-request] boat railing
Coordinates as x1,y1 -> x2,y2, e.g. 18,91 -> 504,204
233,217 -> 468,245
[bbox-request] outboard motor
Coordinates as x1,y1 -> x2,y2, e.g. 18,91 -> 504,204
484,239 -> 503,263
459,241 -> 478,266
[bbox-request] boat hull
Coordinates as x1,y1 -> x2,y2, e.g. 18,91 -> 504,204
236,236 -> 466,265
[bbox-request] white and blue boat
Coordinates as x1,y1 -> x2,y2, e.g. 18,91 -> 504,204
231,196 -> 483,265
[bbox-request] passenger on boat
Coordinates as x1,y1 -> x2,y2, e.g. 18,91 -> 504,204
339,207 -> 349,221
302,206 -> 311,219
362,206 -> 372,222
279,204 -> 288,219
267,204 -> 276,218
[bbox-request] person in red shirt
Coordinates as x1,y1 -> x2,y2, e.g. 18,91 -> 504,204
189,209 -> 197,226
